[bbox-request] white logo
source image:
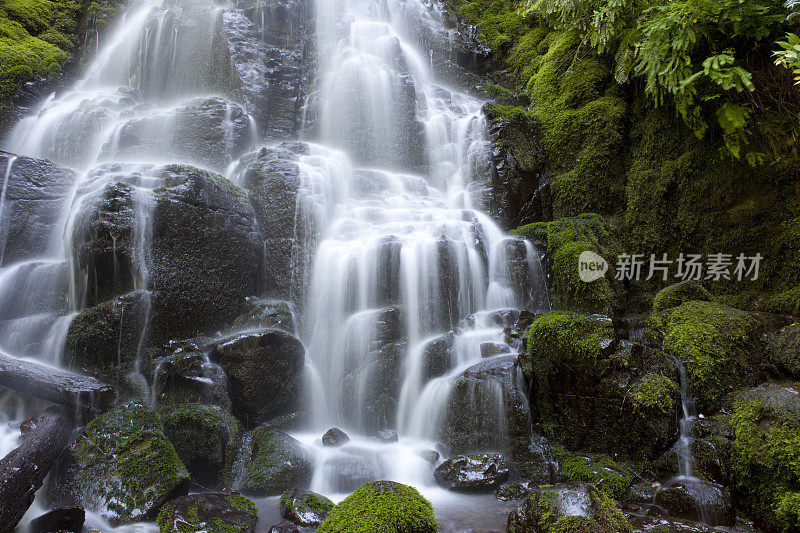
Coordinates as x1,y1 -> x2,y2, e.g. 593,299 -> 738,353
578,251 -> 608,283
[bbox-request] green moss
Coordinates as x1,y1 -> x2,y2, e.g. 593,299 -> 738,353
558,453 -> 633,501
652,301 -> 759,410
71,402 -> 189,524
156,493 -> 258,533
0,0 -> 81,103
225,494 -> 258,517
240,427 -> 312,496
317,481 -> 437,533
512,214 -> 623,314
730,386 -> 800,530
652,281 -> 712,314
629,374 -> 678,415
525,311 -> 611,360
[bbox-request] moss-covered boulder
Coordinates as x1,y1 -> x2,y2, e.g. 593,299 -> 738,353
557,452 -> 633,501
240,427 -> 312,496
317,481 -> 438,533
434,454 -> 509,491
56,402 -> 189,525
63,290 -> 151,388
523,311 -> 679,458
767,323 -> 800,380
211,328 -> 305,428
511,214 -> 623,314
653,481 -> 734,526
148,164 -> 261,344
440,355 -> 555,482
652,281 -> 712,314
159,404 -> 241,488
232,297 -> 299,334
279,489 -> 334,527
729,382 -> 800,531
156,492 -> 258,533
650,301 -> 763,410
506,483 -> 631,533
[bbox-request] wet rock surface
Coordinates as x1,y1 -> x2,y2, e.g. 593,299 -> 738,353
156,491 -> 259,532
240,427 -> 313,496
322,427 -> 350,447
279,488 -> 334,526
434,453 -> 509,491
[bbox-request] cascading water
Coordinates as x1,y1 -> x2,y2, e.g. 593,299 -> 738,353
0,0 -> 548,525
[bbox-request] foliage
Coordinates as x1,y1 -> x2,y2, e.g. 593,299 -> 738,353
774,32 -> 800,86
521,0 -> 796,162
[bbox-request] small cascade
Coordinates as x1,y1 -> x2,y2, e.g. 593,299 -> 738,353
670,354 -> 698,478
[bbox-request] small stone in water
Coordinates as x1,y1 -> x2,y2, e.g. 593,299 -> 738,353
377,429 -> 399,443
418,449 -> 440,464
322,427 -> 350,447
269,521 -> 300,533
20,417 -> 36,434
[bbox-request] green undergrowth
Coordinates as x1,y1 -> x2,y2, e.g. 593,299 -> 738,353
0,0 -> 80,103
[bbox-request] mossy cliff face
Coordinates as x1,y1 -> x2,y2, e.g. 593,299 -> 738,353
522,311 -> 679,459
447,0 -> 800,311
649,300 -> 763,410
56,402 -> 190,525
317,481 -> 438,533
512,214 -> 623,314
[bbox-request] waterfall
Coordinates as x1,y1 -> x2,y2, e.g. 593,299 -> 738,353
0,0 -> 549,520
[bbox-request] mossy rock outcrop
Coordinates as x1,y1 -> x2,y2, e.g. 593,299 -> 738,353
652,281 -> 712,314
156,492 -> 258,533
522,311 -> 679,458
511,214 -> 623,314
159,404 -> 241,489
53,402 -> 189,525
240,427 -> 312,496
148,164 -> 261,344
317,480 -> 438,533
650,301 -> 763,410
279,489 -> 334,527
210,328 -> 305,428
556,451 -> 633,501
506,482 -> 632,533
729,382 -> 800,531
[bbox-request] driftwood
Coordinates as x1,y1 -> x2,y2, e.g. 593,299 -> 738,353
0,352 -> 115,414
0,409 -> 72,532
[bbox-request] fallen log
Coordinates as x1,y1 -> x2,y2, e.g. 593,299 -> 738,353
0,352 -> 115,415
0,408 -> 72,532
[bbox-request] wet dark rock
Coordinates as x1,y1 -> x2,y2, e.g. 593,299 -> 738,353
156,492 -> 259,532
70,181 -> 137,307
235,142 -> 312,302
268,521 -> 300,533
233,298 -> 299,334
653,482 -> 734,526
375,306 -> 405,344
279,488 -> 334,527
766,323 -> 800,379
420,332 -> 455,382
19,416 -> 36,434
507,483 -> 632,532
322,427 -> 350,447
440,355 -> 556,482
377,429 -> 398,443
0,153 -> 76,267
656,416 -> 733,485
225,0 -> 313,139
104,98 -> 253,172
433,453 -> 509,492
418,449 -> 440,464
479,105 -> 551,230
29,501 -> 85,533
149,165 -> 261,344
159,404 -> 242,489
63,290 -> 152,385
240,428 -> 312,496
51,402 -> 189,525
211,328 -> 305,428
523,312 -> 680,460
480,341 -> 510,357
149,339 -> 230,408
376,235 -> 402,306
435,236 -> 460,332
